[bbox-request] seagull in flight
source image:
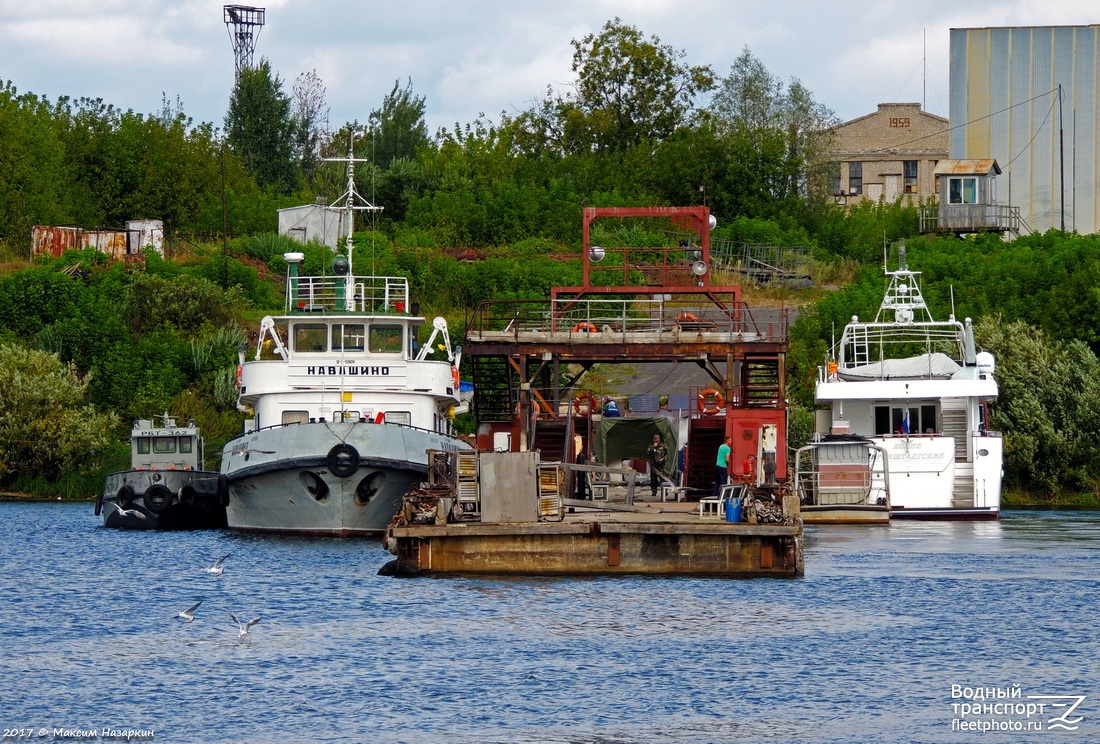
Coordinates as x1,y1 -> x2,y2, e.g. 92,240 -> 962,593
109,501 -> 147,520
172,600 -> 203,623
230,613 -> 261,640
204,554 -> 231,576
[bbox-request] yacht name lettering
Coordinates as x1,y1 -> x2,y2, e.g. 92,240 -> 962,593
305,365 -> 390,376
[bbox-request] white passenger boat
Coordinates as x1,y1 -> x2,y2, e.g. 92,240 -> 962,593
805,245 -> 1002,520
220,151 -> 471,536
97,415 -> 227,530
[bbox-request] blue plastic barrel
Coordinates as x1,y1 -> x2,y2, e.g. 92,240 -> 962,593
725,496 -> 742,523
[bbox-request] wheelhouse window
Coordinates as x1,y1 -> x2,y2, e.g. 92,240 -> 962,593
903,160 -> 918,193
153,438 -> 177,454
293,324 -> 328,353
282,411 -> 309,425
384,411 -> 411,425
369,324 -> 403,353
948,177 -> 977,204
874,405 -> 938,435
848,162 -> 863,195
179,438 -> 193,454
136,439 -> 151,455
332,324 -> 366,352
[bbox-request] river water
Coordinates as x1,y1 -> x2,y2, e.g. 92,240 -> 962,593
1,503 -> 1096,743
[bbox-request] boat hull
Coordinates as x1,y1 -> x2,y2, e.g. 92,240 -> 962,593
221,421 -> 471,536
891,506 -> 999,521
98,470 -> 227,530
801,504 -> 891,524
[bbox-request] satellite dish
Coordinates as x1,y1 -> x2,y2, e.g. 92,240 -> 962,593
331,255 -> 350,276
589,246 -> 606,262
692,261 -> 708,276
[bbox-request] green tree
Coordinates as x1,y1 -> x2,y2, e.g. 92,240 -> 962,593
709,48 -> 838,216
0,344 -> 118,481
976,316 -> 1100,495
369,78 -> 430,166
522,18 -> 714,154
225,59 -> 297,192
291,69 -> 330,186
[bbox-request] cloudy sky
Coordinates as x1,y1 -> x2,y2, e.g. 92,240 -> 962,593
0,0 -> 1087,135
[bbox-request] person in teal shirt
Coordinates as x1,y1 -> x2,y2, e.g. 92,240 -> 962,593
714,435 -> 732,495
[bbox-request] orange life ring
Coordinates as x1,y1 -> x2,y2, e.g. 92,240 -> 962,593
573,393 -> 598,417
451,366 -> 460,390
235,365 -> 243,389
697,388 -> 725,415
572,323 -> 598,333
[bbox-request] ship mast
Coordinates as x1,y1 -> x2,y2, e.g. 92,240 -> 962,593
323,131 -> 383,308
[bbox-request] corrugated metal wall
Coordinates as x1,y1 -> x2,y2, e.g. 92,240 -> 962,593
950,25 -> 1100,234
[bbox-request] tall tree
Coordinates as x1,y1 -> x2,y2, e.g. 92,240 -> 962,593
709,47 -> 838,212
291,69 -> 330,186
368,78 -> 430,167
521,18 -> 713,155
225,59 -> 297,192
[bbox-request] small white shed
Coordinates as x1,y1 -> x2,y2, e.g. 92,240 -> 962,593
278,204 -> 347,249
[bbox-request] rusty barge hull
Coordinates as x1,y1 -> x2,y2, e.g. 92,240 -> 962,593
389,520 -> 803,577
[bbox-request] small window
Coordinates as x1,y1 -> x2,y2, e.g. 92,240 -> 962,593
369,325 -> 403,353
294,323 -> 328,353
903,161 -> 918,193
875,404 -> 937,435
828,161 -> 842,195
335,410 -> 360,423
949,177 -> 978,204
332,323 -> 366,352
384,411 -> 411,425
848,162 -> 863,195
179,438 -> 193,454
153,438 -> 177,454
136,439 -> 151,455
282,411 -> 309,425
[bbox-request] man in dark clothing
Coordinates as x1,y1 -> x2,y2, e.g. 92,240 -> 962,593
646,434 -> 669,499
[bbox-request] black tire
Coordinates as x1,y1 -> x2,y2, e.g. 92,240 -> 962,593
117,485 -> 135,509
178,485 -> 196,508
327,443 -> 361,478
217,474 -> 230,508
144,484 -> 173,514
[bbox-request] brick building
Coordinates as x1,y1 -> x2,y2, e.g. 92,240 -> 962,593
826,103 -> 949,206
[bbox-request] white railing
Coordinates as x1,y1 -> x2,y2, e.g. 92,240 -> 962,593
286,275 -> 410,314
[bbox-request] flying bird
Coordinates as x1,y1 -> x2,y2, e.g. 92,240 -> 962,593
230,613 -> 261,640
110,501 -> 147,520
172,600 -> 203,623
204,554 -> 231,576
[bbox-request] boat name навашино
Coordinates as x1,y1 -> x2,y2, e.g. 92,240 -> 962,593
302,365 -> 391,376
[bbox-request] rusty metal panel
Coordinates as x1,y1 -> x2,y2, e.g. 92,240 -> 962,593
933,159 -> 999,175
81,230 -> 128,259
31,226 -> 80,258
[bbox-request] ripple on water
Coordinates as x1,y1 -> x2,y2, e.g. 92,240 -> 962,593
1,502 -> 1097,743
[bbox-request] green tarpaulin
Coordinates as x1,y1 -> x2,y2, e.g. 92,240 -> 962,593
592,417 -> 677,476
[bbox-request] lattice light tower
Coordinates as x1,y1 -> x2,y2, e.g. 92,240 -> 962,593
223,5 -> 266,79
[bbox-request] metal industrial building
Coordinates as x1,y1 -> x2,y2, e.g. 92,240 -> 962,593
949,25 -> 1099,234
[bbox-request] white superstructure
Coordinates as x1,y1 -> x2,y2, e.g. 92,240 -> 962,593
220,142 -> 471,535
809,245 -> 1002,520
